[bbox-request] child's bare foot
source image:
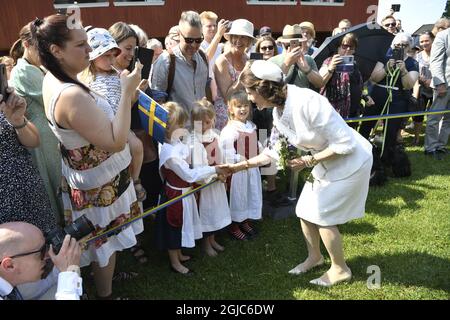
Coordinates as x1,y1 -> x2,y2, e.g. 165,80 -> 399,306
178,252 -> 192,262
210,239 -> 224,252
204,246 -> 218,257
170,263 -> 191,274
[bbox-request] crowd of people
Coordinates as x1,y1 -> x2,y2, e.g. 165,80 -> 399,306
0,8 -> 449,299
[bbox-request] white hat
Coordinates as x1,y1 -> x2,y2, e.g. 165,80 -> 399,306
87,28 -> 121,61
251,60 -> 284,83
224,19 -> 255,41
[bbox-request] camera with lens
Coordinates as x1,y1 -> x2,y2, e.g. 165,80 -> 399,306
46,215 -> 95,254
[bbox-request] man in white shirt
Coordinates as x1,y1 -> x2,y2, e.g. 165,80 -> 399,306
0,222 -> 82,300
199,11 -> 229,101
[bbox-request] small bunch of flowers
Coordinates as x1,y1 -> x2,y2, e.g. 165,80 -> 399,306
274,134 -> 298,173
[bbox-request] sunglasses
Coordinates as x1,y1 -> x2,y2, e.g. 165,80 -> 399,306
384,22 -> 397,28
260,45 -> 274,51
180,32 -> 204,44
9,242 -> 48,260
340,44 -> 355,50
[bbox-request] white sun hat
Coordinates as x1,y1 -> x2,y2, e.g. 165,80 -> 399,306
224,19 -> 255,41
87,28 -> 121,61
251,60 -> 284,83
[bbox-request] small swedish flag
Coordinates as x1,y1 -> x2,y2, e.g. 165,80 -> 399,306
138,90 -> 168,144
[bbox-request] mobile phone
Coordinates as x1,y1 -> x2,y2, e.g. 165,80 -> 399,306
137,47 -> 154,80
0,64 -> 10,103
290,39 -> 300,49
127,46 -> 139,73
336,55 -> 354,73
127,46 -> 154,80
392,47 -> 404,61
250,52 -> 264,60
391,4 -> 401,12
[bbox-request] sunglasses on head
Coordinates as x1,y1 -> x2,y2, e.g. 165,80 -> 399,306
384,22 -> 397,28
180,32 -> 204,44
260,45 -> 274,51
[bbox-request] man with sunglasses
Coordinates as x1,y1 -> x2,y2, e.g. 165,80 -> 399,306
152,11 -> 210,124
0,222 -> 82,300
381,15 -> 399,35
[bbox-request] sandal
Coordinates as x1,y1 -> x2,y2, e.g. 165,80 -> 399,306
229,229 -> 248,241
130,245 -> 149,264
112,271 -> 139,282
133,179 -> 147,202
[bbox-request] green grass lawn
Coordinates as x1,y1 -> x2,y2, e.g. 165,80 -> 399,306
85,138 -> 450,300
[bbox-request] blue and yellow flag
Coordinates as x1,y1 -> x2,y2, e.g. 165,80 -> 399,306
138,91 -> 168,144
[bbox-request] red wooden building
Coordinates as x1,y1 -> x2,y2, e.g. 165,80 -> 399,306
0,0 -> 377,54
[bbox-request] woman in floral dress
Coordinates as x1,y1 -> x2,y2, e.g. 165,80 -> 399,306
34,14 -> 143,299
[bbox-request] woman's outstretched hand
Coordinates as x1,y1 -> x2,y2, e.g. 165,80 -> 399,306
288,157 -> 307,171
215,164 -> 233,177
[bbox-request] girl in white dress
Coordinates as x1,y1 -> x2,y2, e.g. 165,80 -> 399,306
220,91 -> 263,241
190,99 -> 231,256
233,60 -> 372,287
157,102 -> 229,274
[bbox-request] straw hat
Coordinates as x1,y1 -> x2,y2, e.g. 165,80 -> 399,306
224,19 -> 255,41
278,24 -> 307,43
299,21 -> 316,39
87,28 -> 121,61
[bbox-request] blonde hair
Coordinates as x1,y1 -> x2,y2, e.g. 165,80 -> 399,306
227,91 -> 252,120
191,98 -> 216,124
78,60 -> 116,85
163,102 -> 188,137
200,11 -> 218,23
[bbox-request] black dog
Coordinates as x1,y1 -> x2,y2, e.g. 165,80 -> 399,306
389,145 -> 412,178
370,143 -> 387,186
380,144 -> 412,178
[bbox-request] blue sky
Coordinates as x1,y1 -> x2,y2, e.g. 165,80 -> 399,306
377,0 -> 447,34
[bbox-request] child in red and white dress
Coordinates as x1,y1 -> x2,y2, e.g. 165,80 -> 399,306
190,98 -> 231,256
219,91 -> 263,240
156,102 -> 229,274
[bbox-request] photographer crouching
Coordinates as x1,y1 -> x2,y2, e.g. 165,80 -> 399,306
0,222 -> 82,300
359,33 -> 419,177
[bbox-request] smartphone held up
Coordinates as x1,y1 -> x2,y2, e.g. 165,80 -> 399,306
127,46 -> 154,80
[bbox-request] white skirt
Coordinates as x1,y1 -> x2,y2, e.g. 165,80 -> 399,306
296,158 -> 372,227
229,167 -> 262,223
199,181 -> 231,233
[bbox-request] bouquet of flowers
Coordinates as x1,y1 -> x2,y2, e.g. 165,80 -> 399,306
274,134 -> 298,174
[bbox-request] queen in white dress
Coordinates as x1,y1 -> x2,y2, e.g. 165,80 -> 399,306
232,60 -> 373,287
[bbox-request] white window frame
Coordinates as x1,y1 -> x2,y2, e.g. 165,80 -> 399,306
53,1 -> 110,9
300,1 -> 345,6
246,0 -> 297,5
113,0 -> 165,6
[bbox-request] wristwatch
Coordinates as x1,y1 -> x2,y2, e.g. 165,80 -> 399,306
66,265 -> 81,276
12,117 -> 28,130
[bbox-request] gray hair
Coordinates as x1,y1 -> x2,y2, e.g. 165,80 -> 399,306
391,32 -> 413,49
179,11 -> 202,29
147,38 -> 163,50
